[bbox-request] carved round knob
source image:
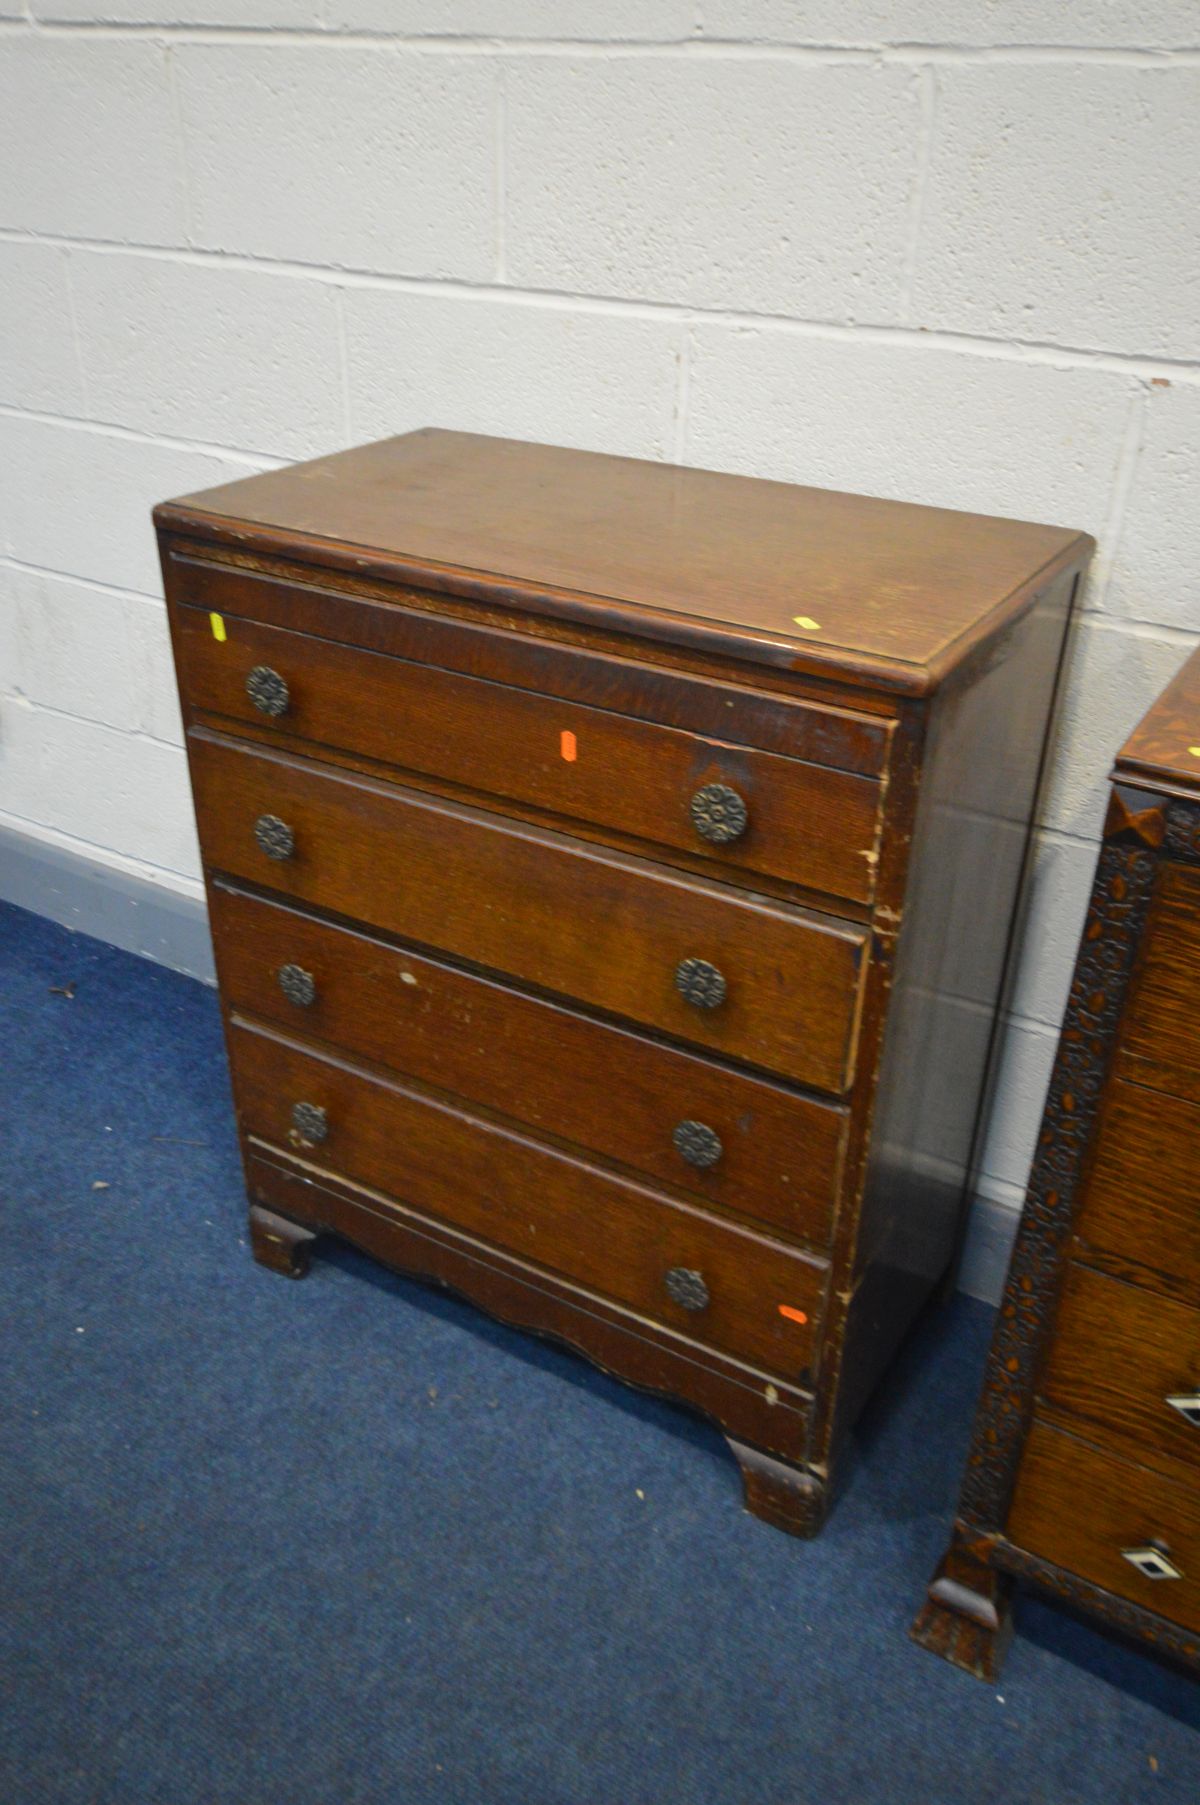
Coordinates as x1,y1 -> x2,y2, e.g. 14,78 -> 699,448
664,1266 -> 710,1312
690,783 -> 748,845
675,957 -> 727,1010
289,1100 -> 327,1145
672,1119 -> 723,1170
278,962 -> 316,1007
254,813 -> 295,861
245,665 -> 290,718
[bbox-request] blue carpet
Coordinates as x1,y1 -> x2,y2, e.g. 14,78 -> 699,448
1,897 -> 1197,1805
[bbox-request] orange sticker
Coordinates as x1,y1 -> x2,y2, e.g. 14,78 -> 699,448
778,1305 -> 809,1325
560,730 -> 577,762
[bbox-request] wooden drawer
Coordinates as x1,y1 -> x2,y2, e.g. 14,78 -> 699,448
1008,1420 -> 1200,1635
190,732 -> 868,1093
1039,1262 -> 1200,1474
211,882 -> 846,1245
1073,1078 -> 1200,1305
173,595 -> 885,905
228,1019 -> 828,1384
1117,861 -> 1200,1107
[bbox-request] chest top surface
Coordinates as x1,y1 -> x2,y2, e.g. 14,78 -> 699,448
157,430 -> 1090,699
1117,644 -> 1200,798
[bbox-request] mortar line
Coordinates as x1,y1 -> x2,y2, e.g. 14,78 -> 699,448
58,246 -> 91,415
333,286 -> 353,443
0,399 -> 278,466
671,320 -> 693,463
1083,382 -> 1151,615
3,21 -> 1200,61
163,40 -> 196,247
493,59 -> 507,283
2,226 -> 1198,384
898,63 -> 936,323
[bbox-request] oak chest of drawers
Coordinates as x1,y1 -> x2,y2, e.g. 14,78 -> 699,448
155,430 -> 1091,1536
914,646 -> 1200,1671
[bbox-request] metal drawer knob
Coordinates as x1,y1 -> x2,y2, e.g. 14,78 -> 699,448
278,963 -> 316,1007
664,1266 -> 710,1312
1121,1544 -> 1183,1581
246,664 -> 290,717
673,1119 -> 723,1169
289,1101 -> 327,1145
691,783 -> 748,845
254,813 -> 295,861
675,957 -> 727,1010
1165,1392 -> 1200,1428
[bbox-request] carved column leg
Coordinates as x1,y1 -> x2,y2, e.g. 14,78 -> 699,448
249,1203 -> 319,1280
911,1530 -> 1014,1681
726,1438 -> 829,1538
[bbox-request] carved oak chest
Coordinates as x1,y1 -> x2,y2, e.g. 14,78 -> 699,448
155,430 -> 1090,1535
914,646 -> 1200,1672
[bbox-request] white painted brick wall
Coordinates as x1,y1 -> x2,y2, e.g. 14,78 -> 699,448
1,3 -> 1197,1296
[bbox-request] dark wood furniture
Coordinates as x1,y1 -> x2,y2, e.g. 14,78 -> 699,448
154,430 -> 1090,1535
913,646 -> 1200,1674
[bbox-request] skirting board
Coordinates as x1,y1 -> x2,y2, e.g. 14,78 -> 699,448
0,818 -> 1019,1304
0,820 -> 216,986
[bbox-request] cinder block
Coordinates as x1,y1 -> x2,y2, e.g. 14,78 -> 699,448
0,37 -> 184,243
977,1014 -> 1057,1193
344,288 -> 679,461
1039,619 -> 1198,840
126,597 -> 184,746
696,1 -> 1200,46
1102,382 -> 1200,635
0,242 -> 84,414
0,700 -> 201,877
913,65 -> 1200,358
506,57 -> 919,320
4,567 -> 141,732
71,252 -> 345,461
1009,830 -> 1099,1029
327,0 -> 695,35
684,323 -> 1131,527
0,415 -> 259,595
175,44 -> 494,278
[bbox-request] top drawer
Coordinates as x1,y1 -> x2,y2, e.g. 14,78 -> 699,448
168,567 -> 888,906
1116,861 -> 1200,1107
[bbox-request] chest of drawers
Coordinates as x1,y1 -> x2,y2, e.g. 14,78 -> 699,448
155,430 -> 1090,1536
913,646 -> 1200,1671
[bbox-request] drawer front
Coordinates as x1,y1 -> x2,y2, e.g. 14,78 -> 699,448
1008,1420 -> 1200,1635
191,733 -> 868,1093
228,1020 -> 828,1384
1040,1262 -> 1200,1474
211,883 -> 846,1244
1073,1079 -> 1200,1304
1117,861 -> 1200,1107
173,598 -> 885,905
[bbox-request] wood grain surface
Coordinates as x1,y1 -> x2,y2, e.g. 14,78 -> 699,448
1008,1420 -> 1200,1635
155,429 -> 1091,694
190,730 -> 868,1093
210,881 -> 847,1244
174,597 -> 884,904
228,1017 -> 828,1384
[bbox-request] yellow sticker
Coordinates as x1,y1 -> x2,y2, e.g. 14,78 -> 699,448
1189,746 -> 1200,758
209,612 -> 227,642
792,615 -> 821,631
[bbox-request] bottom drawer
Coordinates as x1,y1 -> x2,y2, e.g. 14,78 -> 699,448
228,1019 -> 827,1385
1007,1420 -> 1200,1635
